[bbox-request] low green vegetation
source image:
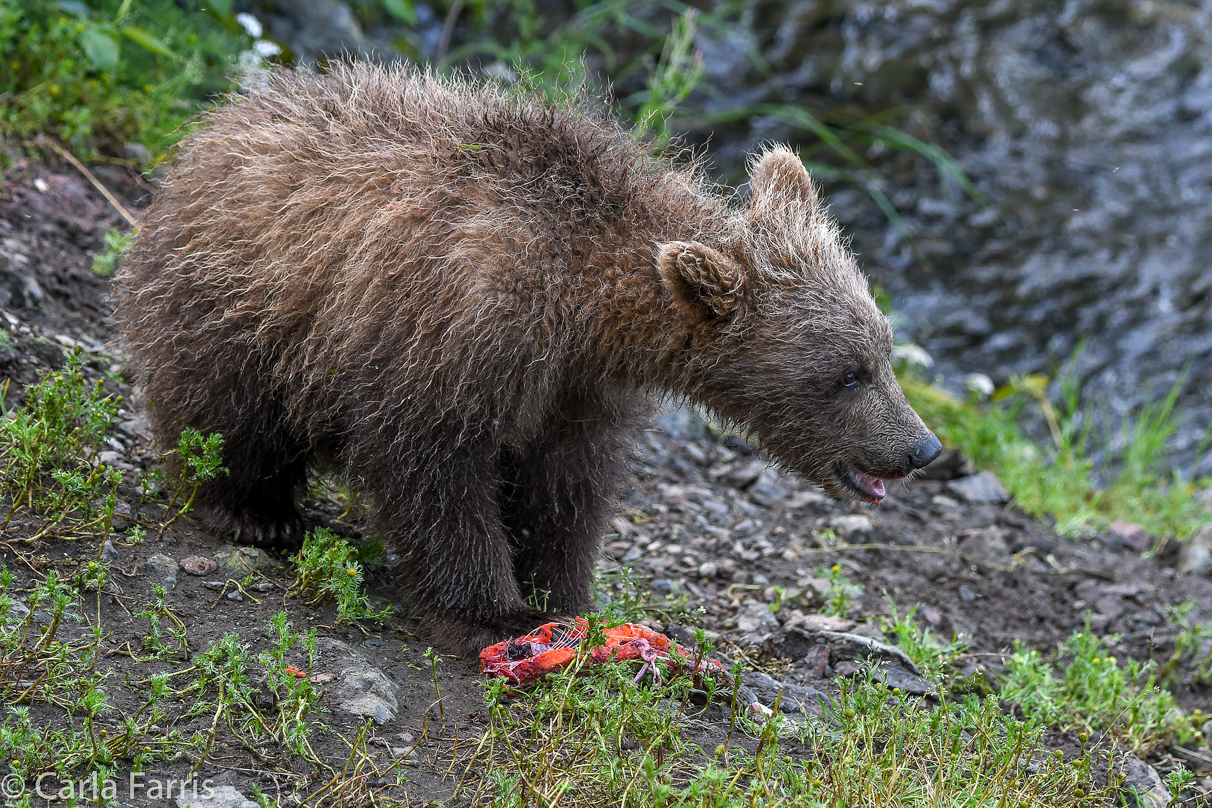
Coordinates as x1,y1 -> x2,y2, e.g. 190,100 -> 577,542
456,649 -> 1112,807
90,227 -> 131,277
1001,627 -> 1199,755
0,0 -> 252,160
288,527 -> 391,624
0,349 -> 123,540
900,366 -> 1210,539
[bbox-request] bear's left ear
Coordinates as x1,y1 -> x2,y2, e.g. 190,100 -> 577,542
657,241 -> 747,319
748,146 -> 819,210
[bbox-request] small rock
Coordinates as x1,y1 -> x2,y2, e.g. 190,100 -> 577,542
958,585 -> 976,602
175,784 -> 259,808
697,560 -> 719,579
212,546 -> 277,574
879,666 -> 936,696
226,590 -> 243,602
332,660 -> 401,724
180,555 -> 218,576
848,620 -> 885,640
1177,524 -> 1212,576
110,501 -> 136,530
829,514 -> 873,536
391,746 -> 415,758
203,581 -> 225,590
751,573 -> 770,587
622,545 -> 643,563
728,459 -> 767,489
5,601 -> 30,625
143,554 -> 179,590
98,539 -> 122,563
959,526 -> 1012,567
947,471 -> 1010,504
1109,520 -> 1154,553
1118,755 -> 1171,808
782,613 -> 854,633
749,468 -> 792,506
742,670 -> 829,715
786,487 -> 829,509
651,578 -> 675,594
250,579 -> 274,593
606,540 -> 632,559
735,603 -> 780,636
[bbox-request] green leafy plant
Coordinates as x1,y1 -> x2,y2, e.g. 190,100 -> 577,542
900,362 -> 1210,539
817,563 -> 862,618
881,598 -> 968,684
1000,627 -> 1198,753
0,350 -> 123,539
287,528 -> 390,624
0,0 -> 253,159
90,228 -> 131,277
155,427 -> 225,537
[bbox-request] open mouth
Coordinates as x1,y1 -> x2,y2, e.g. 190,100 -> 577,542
839,465 -> 888,504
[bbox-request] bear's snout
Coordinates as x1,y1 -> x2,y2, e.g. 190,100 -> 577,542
906,432 -> 943,472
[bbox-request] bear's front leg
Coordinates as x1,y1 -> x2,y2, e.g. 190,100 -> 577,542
369,439 -> 551,657
499,417 -> 629,616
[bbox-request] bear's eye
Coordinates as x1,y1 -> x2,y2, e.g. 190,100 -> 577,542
841,370 -> 859,388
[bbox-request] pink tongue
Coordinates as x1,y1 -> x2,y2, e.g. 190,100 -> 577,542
854,471 -> 886,500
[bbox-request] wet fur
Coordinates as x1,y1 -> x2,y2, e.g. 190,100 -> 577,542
117,63 -> 933,655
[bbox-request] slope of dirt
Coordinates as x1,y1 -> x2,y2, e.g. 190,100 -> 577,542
0,158 -> 1209,805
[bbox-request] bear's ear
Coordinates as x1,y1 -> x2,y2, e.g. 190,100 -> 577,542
748,146 -> 819,210
657,241 -> 747,319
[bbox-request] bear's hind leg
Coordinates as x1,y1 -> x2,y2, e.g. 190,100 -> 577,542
181,387 -> 311,549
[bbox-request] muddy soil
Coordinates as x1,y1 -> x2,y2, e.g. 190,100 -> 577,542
0,159 -> 1209,806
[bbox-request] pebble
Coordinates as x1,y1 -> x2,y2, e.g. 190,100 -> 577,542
226,590 -> 243,602
735,603 -> 779,635
175,785 -> 259,808
98,539 -> 122,563
651,578 -> 675,594
1177,524 -> 1212,576
829,514 -> 873,536
947,472 -> 1010,504
1118,756 -> 1171,808
958,585 -> 976,602
180,555 -> 218,576
697,560 -> 719,579
143,554 -> 179,591
1108,520 -> 1154,552
212,546 -> 277,574
959,526 -> 1012,567
332,660 -> 402,724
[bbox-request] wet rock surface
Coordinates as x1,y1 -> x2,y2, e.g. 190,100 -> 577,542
673,0 -> 1212,473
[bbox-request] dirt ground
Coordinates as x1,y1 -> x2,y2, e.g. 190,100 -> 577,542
0,158 -> 1209,806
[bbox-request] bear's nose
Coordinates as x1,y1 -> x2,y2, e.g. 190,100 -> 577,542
907,432 -> 943,471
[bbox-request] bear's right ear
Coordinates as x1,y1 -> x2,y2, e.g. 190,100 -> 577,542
657,241 -> 747,319
748,145 -> 819,211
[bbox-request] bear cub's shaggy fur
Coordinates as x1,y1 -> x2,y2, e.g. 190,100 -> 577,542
118,63 -> 941,655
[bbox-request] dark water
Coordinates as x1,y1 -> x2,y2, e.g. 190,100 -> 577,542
685,0 -> 1212,474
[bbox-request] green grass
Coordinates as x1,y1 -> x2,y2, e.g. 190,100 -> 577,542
456,652 -> 1112,807
0,0 -> 252,161
899,367 -> 1210,540
1000,627 -> 1199,755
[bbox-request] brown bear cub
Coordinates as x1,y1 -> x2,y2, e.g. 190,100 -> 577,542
117,63 -> 941,655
